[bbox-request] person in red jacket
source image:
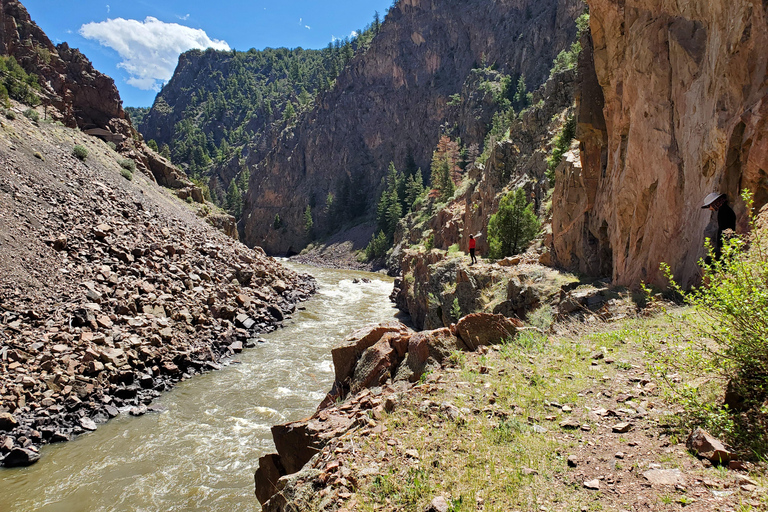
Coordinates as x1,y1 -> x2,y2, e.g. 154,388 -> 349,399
468,234 -> 478,265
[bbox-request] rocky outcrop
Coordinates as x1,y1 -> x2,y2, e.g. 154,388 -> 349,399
0,1 -> 208,214
0,111 -> 314,466
554,0 -> 768,288
241,0 -> 584,254
394,249 -> 574,330
255,313 -> 517,506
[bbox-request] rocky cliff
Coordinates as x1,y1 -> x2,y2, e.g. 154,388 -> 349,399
553,0 -> 768,288
241,0 -> 584,254
0,0 -> 211,211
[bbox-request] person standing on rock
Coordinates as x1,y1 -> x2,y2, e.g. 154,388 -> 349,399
468,234 -> 478,265
701,192 -> 736,262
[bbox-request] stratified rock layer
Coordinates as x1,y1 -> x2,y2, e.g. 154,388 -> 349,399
554,0 -> 768,287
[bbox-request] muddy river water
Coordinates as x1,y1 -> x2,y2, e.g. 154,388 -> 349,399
0,264 -> 402,511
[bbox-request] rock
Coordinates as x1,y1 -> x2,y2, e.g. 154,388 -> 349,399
2,447 -> 40,467
686,428 -> 737,464
567,455 -> 578,467
455,313 -> 517,350
583,479 -> 600,490
0,412 -> 18,431
425,496 -> 450,512
80,417 -> 98,431
271,412 -> 355,474
351,339 -> 397,393
331,322 -> 411,384
643,469 -> 686,486
612,422 -> 632,433
560,418 -> 580,429
255,453 -> 287,505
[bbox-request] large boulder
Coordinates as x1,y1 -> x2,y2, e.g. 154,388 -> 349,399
455,313 -> 518,350
271,412 -> 355,475
254,453 -> 286,505
395,328 -> 470,382
331,322 -> 411,384
350,338 -> 398,394
0,412 -> 18,432
2,447 -> 40,467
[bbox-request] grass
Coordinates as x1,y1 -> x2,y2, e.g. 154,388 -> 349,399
316,308 -> 768,512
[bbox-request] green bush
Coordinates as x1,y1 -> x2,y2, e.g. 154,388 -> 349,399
72,145 -> 88,161
120,168 -> 133,180
24,108 -> 39,122
106,141 -> 117,151
119,158 -> 136,172
0,56 -> 41,106
546,115 -> 576,185
488,188 -> 541,258
4,109 -> 15,120
660,190 -> 768,453
365,230 -> 389,260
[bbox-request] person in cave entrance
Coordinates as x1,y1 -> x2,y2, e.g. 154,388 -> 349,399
701,192 -> 736,263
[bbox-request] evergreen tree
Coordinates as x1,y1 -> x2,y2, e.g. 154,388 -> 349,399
304,205 -> 314,235
147,139 -> 159,152
226,180 -> 243,218
283,101 -> 296,121
430,154 -> 454,202
513,75 -> 530,111
487,188 -> 541,258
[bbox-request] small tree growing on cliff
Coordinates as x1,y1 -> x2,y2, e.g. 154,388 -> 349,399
488,187 -> 540,258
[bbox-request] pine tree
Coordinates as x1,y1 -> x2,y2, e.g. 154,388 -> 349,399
304,205 -> 314,235
226,180 -> 243,218
487,188 -> 541,258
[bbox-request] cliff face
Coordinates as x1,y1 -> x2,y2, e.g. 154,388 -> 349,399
553,0 -> 768,288
241,0 -> 584,254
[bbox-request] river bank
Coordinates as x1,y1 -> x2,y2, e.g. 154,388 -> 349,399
257,307 -> 768,511
0,264 -> 401,510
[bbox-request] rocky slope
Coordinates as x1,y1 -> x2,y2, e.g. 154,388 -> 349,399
0,0 -> 208,207
553,0 -> 768,288
0,105 -> 314,467
240,0 -> 584,254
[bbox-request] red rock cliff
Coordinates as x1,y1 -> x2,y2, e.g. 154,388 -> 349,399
553,0 -> 768,287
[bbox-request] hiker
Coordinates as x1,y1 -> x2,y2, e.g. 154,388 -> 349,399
468,234 -> 478,265
701,192 -> 736,262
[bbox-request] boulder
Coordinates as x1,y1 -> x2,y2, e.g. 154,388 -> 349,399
271,412 -> 355,475
331,322 -> 410,383
686,428 -> 738,464
255,453 -> 287,505
2,447 -> 40,467
455,313 -> 517,350
395,328 -> 469,382
0,412 -> 18,431
350,339 -> 397,393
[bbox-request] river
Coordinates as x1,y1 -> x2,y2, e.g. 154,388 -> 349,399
0,264 -> 402,512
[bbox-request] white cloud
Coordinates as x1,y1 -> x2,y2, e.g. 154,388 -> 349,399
177,14 -> 190,21
106,5 -> 110,13
350,30 -> 358,37
79,16 -> 230,91
305,25 -> 311,30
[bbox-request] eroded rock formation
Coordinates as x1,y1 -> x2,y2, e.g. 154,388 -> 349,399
554,0 -> 768,287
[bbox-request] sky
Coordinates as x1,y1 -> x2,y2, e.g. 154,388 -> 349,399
21,0 -> 395,107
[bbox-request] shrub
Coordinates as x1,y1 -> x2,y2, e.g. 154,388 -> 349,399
72,145 -> 88,161
365,230 -> 389,260
546,115 -> 576,185
106,141 -> 117,151
4,110 -> 15,120
120,168 -> 133,180
488,187 -> 541,258
118,158 -> 136,172
659,190 -> 768,453
24,108 -> 39,122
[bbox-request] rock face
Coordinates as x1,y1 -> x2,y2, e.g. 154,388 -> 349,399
255,314 -> 516,506
554,0 -> 768,287
241,0 -> 584,254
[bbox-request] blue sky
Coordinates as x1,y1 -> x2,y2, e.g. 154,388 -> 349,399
21,0 -> 394,107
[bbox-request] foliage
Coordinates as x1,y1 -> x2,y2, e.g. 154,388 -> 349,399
273,214 -> 282,230
545,115 -> 576,185
451,297 -> 462,322
72,145 -> 88,161
120,169 -> 133,181
125,106 -> 150,127
365,230 -> 389,261
658,190 -> 768,452
550,12 -> 589,78
375,161 -> 426,242
304,205 -> 314,235
23,108 -> 39,122
106,141 -> 117,151
146,139 -> 159,152
226,180 -> 243,218
488,188 -> 541,258
430,152 -> 455,202
119,158 -> 137,172
0,56 -> 41,106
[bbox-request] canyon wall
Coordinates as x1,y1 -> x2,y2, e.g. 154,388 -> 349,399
241,0 -> 584,254
553,0 -> 768,287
